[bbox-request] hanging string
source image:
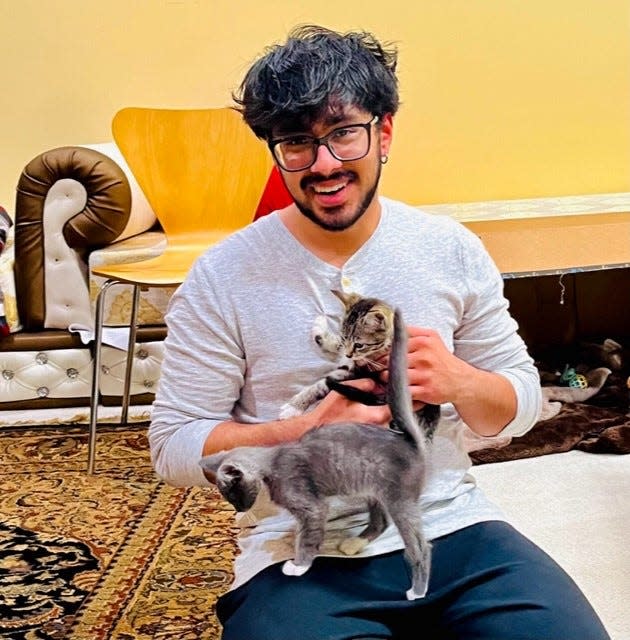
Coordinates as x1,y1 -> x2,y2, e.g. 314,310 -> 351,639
558,273 -> 566,305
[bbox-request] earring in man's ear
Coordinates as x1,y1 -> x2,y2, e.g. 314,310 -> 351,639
381,155 -> 389,164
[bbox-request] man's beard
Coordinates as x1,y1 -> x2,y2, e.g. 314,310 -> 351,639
292,163 -> 382,232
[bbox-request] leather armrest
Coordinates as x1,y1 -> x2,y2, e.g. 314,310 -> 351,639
14,146 -> 132,330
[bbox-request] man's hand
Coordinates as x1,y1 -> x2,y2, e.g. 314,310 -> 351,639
311,378 -> 392,427
404,326 -> 471,405
378,325 -> 467,405
379,324 -> 517,436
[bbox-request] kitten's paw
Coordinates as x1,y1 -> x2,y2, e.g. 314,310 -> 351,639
311,315 -> 329,343
406,575 -> 429,600
282,559 -> 311,576
406,585 -> 428,600
312,315 -> 339,357
279,404 -> 302,420
338,537 -> 369,556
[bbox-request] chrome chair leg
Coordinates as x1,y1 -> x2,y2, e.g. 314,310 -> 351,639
87,278 -> 118,474
120,284 -> 141,425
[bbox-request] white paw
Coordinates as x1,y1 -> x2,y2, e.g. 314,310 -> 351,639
282,559 -> 311,576
311,315 -> 329,344
279,404 -> 302,420
312,315 -> 340,358
406,576 -> 429,600
338,537 -> 368,556
406,586 -> 428,600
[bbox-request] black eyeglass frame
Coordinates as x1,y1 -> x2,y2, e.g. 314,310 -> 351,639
268,115 -> 380,172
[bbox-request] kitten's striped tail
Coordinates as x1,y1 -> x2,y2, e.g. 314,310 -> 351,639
388,308 -> 428,451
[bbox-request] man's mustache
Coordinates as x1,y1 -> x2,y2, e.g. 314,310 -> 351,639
300,171 -> 356,190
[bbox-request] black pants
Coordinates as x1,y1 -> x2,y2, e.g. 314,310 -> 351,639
217,521 -> 610,640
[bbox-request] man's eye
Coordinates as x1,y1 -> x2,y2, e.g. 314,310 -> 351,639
331,127 -> 357,140
285,136 -> 312,146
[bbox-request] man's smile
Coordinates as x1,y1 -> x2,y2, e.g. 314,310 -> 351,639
301,172 -> 357,208
312,181 -> 346,195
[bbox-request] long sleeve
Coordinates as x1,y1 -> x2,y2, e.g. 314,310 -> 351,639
149,259 -> 246,487
454,225 -> 542,437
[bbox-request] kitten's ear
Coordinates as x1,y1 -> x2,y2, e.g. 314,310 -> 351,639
199,451 -> 229,475
365,309 -> 391,331
331,289 -> 360,308
221,464 -> 244,482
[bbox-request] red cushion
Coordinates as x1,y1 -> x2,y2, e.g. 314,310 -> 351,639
254,167 -> 292,220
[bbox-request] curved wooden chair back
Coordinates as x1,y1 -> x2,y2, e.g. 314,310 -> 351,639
88,107 -> 273,474
111,107 -> 272,241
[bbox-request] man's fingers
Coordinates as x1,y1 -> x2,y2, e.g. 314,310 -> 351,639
340,377 -> 379,392
407,325 -> 437,338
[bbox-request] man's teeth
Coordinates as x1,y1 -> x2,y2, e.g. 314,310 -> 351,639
314,183 -> 345,194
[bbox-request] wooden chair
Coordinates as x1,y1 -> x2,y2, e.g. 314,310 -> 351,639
87,107 -> 272,473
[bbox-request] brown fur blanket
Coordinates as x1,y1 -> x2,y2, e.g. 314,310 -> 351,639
471,370 -> 630,465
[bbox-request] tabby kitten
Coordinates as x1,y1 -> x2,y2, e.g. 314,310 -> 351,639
200,307 -> 433,600
280,290 -> 440,436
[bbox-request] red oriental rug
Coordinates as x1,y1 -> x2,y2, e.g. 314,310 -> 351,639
0,425 -> 237,639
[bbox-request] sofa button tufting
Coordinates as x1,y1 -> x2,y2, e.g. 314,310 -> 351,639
37,386 -> 50,397
136,348 -> 149,360
143,380 -> 154,389
66,367 -> 79,379
2,369 -> 14,380
36,352 -> 48,365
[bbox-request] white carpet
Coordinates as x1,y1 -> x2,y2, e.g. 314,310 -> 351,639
474,450 -> 630,640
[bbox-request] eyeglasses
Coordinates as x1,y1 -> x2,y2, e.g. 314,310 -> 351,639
268,116 -> 379,172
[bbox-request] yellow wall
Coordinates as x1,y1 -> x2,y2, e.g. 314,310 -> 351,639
1,0 -> 628,215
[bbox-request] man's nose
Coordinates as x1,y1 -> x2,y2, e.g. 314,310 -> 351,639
309,143 -> 343,174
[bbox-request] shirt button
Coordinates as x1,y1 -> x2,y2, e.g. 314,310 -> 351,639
341,276 -> 352,290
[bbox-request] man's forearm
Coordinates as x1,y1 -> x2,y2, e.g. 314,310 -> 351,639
202,378 -> 395,457
453,368 -> 517,437
202,415 -> 313,456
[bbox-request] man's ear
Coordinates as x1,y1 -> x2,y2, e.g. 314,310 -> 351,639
379,113 -> 393,158
199,451 -> 229,482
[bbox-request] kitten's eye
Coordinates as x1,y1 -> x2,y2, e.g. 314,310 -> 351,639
354,343 -> 364,350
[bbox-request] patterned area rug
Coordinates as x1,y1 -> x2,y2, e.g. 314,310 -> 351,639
0,425 -> 237,639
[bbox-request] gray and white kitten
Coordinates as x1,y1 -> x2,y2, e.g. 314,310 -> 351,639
280,290 -> 440,436
200,307 -> 433,600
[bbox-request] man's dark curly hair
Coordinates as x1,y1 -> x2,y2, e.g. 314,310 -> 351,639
233,25 -> 399,139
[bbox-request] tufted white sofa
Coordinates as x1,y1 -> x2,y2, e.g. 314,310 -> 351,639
0,144 -> 172,416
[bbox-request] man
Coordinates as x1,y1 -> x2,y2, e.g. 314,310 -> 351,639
149,25 -> 610,640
